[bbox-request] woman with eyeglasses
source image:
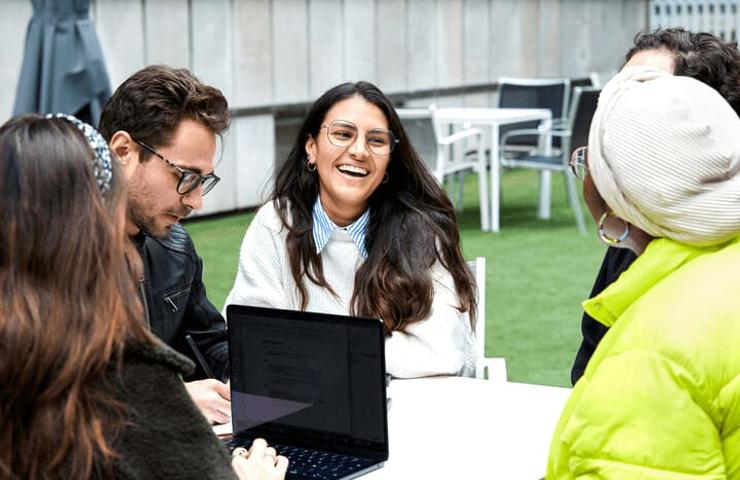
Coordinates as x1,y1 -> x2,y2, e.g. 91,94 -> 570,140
547,67 -> 740,478
224,81 -> 477,378
0,114 -> 286,480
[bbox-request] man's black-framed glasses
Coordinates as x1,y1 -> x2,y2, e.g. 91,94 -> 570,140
136,140 -> 220,196
322,120 -> 399,156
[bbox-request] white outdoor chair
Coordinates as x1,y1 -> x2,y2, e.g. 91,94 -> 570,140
398,106 -> 490,230
468,257 -> 507,381
499,87 -> 600,234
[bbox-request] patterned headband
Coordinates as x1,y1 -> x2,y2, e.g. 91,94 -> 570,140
46,113 -> 113,194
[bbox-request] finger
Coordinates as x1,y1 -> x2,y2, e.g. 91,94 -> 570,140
265,447 -> 277,458
214,380 -> 231,400
275,456 -> 289,476
209,395 -> 231,417
205,407 -> 230,425
231,447 -> 249,459
231,455 -> 248,475
249,438 -> 268,459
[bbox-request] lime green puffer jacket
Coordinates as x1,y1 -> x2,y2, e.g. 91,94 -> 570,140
548,236 -> 740,479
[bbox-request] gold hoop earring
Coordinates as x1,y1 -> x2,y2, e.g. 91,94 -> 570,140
598,211 -> 630,245
306,158 -> 317,172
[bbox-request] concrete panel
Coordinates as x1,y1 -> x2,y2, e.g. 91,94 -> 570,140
437,0 -> 464,86
272,0 -> 310,102
0,0 -> 32,121
233,0 -> 273,106
557,0 -> 591,77
376,0 -> 407,92
95,0 -> 146,89
344,0 -> 377,83
234,114 -> 276,208
200,132 -> 237,215
489,0 -> 524,80
537,0 -> 561,77
463,0 -> 490,85
192,0 -> 233,101
463,92 -> 491,107
407,0 -> 437,89
308,0 -> 345,97
144,0 -> 190,68
515,0 -> 540,78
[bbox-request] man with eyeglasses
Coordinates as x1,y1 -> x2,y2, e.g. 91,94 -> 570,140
99,65 -> 232,424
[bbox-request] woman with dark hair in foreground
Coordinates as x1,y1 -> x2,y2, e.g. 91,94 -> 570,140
0,114 -> 285,480
224,81 -> 477,378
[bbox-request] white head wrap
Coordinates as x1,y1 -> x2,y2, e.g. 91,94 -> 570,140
588,66 -> 740,246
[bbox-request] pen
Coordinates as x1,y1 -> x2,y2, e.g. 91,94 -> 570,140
185,334 -> 216,379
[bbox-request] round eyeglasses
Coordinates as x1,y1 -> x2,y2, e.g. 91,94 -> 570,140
322,120 -> 399,156
569,146 -> 588,181
136,140 -> 220,196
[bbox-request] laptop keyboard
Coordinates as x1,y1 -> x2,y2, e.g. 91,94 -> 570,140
227,439 -> 376,479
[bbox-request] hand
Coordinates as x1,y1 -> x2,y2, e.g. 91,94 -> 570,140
232,438 -> 289,480
184,379 -> 231,424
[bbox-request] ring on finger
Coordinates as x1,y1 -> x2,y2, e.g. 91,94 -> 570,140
232,447 -> 249,458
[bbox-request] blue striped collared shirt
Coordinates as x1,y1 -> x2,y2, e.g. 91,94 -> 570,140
312,198 -> 370,258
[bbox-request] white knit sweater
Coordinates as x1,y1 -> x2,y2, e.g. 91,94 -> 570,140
224,202 -> 475,378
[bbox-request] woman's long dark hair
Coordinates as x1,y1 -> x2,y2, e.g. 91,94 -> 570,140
0,115 -> 154,479
273,81 -> 476,334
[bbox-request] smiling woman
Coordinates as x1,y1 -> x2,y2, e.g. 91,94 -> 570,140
224,81 -> 477,379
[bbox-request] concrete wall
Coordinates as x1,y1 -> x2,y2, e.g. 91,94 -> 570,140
1,0 -> 648,214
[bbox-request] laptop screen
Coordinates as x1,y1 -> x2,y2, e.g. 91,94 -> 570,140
227,305 -> 388,458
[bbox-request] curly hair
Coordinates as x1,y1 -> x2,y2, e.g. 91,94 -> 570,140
626,28 -> 740,115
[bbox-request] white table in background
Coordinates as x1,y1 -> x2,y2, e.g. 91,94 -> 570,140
365,377 -> 570,480
434,108 -> 552,232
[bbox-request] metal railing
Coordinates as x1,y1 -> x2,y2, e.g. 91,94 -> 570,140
650,0 -> 739,41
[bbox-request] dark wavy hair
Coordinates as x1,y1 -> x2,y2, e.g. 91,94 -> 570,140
272,81 -> 476,334
0,115 -> 154,479
98,64 -> 230,158
626,27 -> 740,114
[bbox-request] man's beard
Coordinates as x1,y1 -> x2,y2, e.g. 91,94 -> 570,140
128,200 -> 164,238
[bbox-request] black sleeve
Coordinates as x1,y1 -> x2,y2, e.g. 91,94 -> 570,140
181,252 -> 229,382
571,247 -> 637,385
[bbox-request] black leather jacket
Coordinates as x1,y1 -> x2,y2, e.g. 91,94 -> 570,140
132,224 -> 228,381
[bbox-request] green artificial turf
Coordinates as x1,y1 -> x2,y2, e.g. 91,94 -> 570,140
185,169 -> 607,387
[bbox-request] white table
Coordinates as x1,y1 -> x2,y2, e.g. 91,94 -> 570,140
215,377 -> 571,480
365,377 -> 570,480
434,108 -> 552,232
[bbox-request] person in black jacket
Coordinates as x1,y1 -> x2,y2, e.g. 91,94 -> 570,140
571,28 -> 740,385
99,65 -> 233,423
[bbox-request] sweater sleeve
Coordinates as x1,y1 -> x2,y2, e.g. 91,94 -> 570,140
223,205 -> 290,312
384,263 -> 475,379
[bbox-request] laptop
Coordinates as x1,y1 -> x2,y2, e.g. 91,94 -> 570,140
226,305 -> 389,480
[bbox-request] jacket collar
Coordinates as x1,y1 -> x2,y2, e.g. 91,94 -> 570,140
583,237 -> 735,327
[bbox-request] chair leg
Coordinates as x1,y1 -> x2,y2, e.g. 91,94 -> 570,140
456,172 -> 465,212
564,171 -> 587,234
537,170 -> 552,219
447,175 -> 456,209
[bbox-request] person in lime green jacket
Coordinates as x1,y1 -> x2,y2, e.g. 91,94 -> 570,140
547,66 -> 740,479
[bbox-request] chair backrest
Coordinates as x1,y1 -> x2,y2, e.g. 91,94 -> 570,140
497,77 -> 570,148
396,107 -> 441,179
467,257 -> 486,379
565,86 -> 600,160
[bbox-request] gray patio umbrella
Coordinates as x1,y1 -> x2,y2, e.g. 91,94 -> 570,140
13,0 -> 111,126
